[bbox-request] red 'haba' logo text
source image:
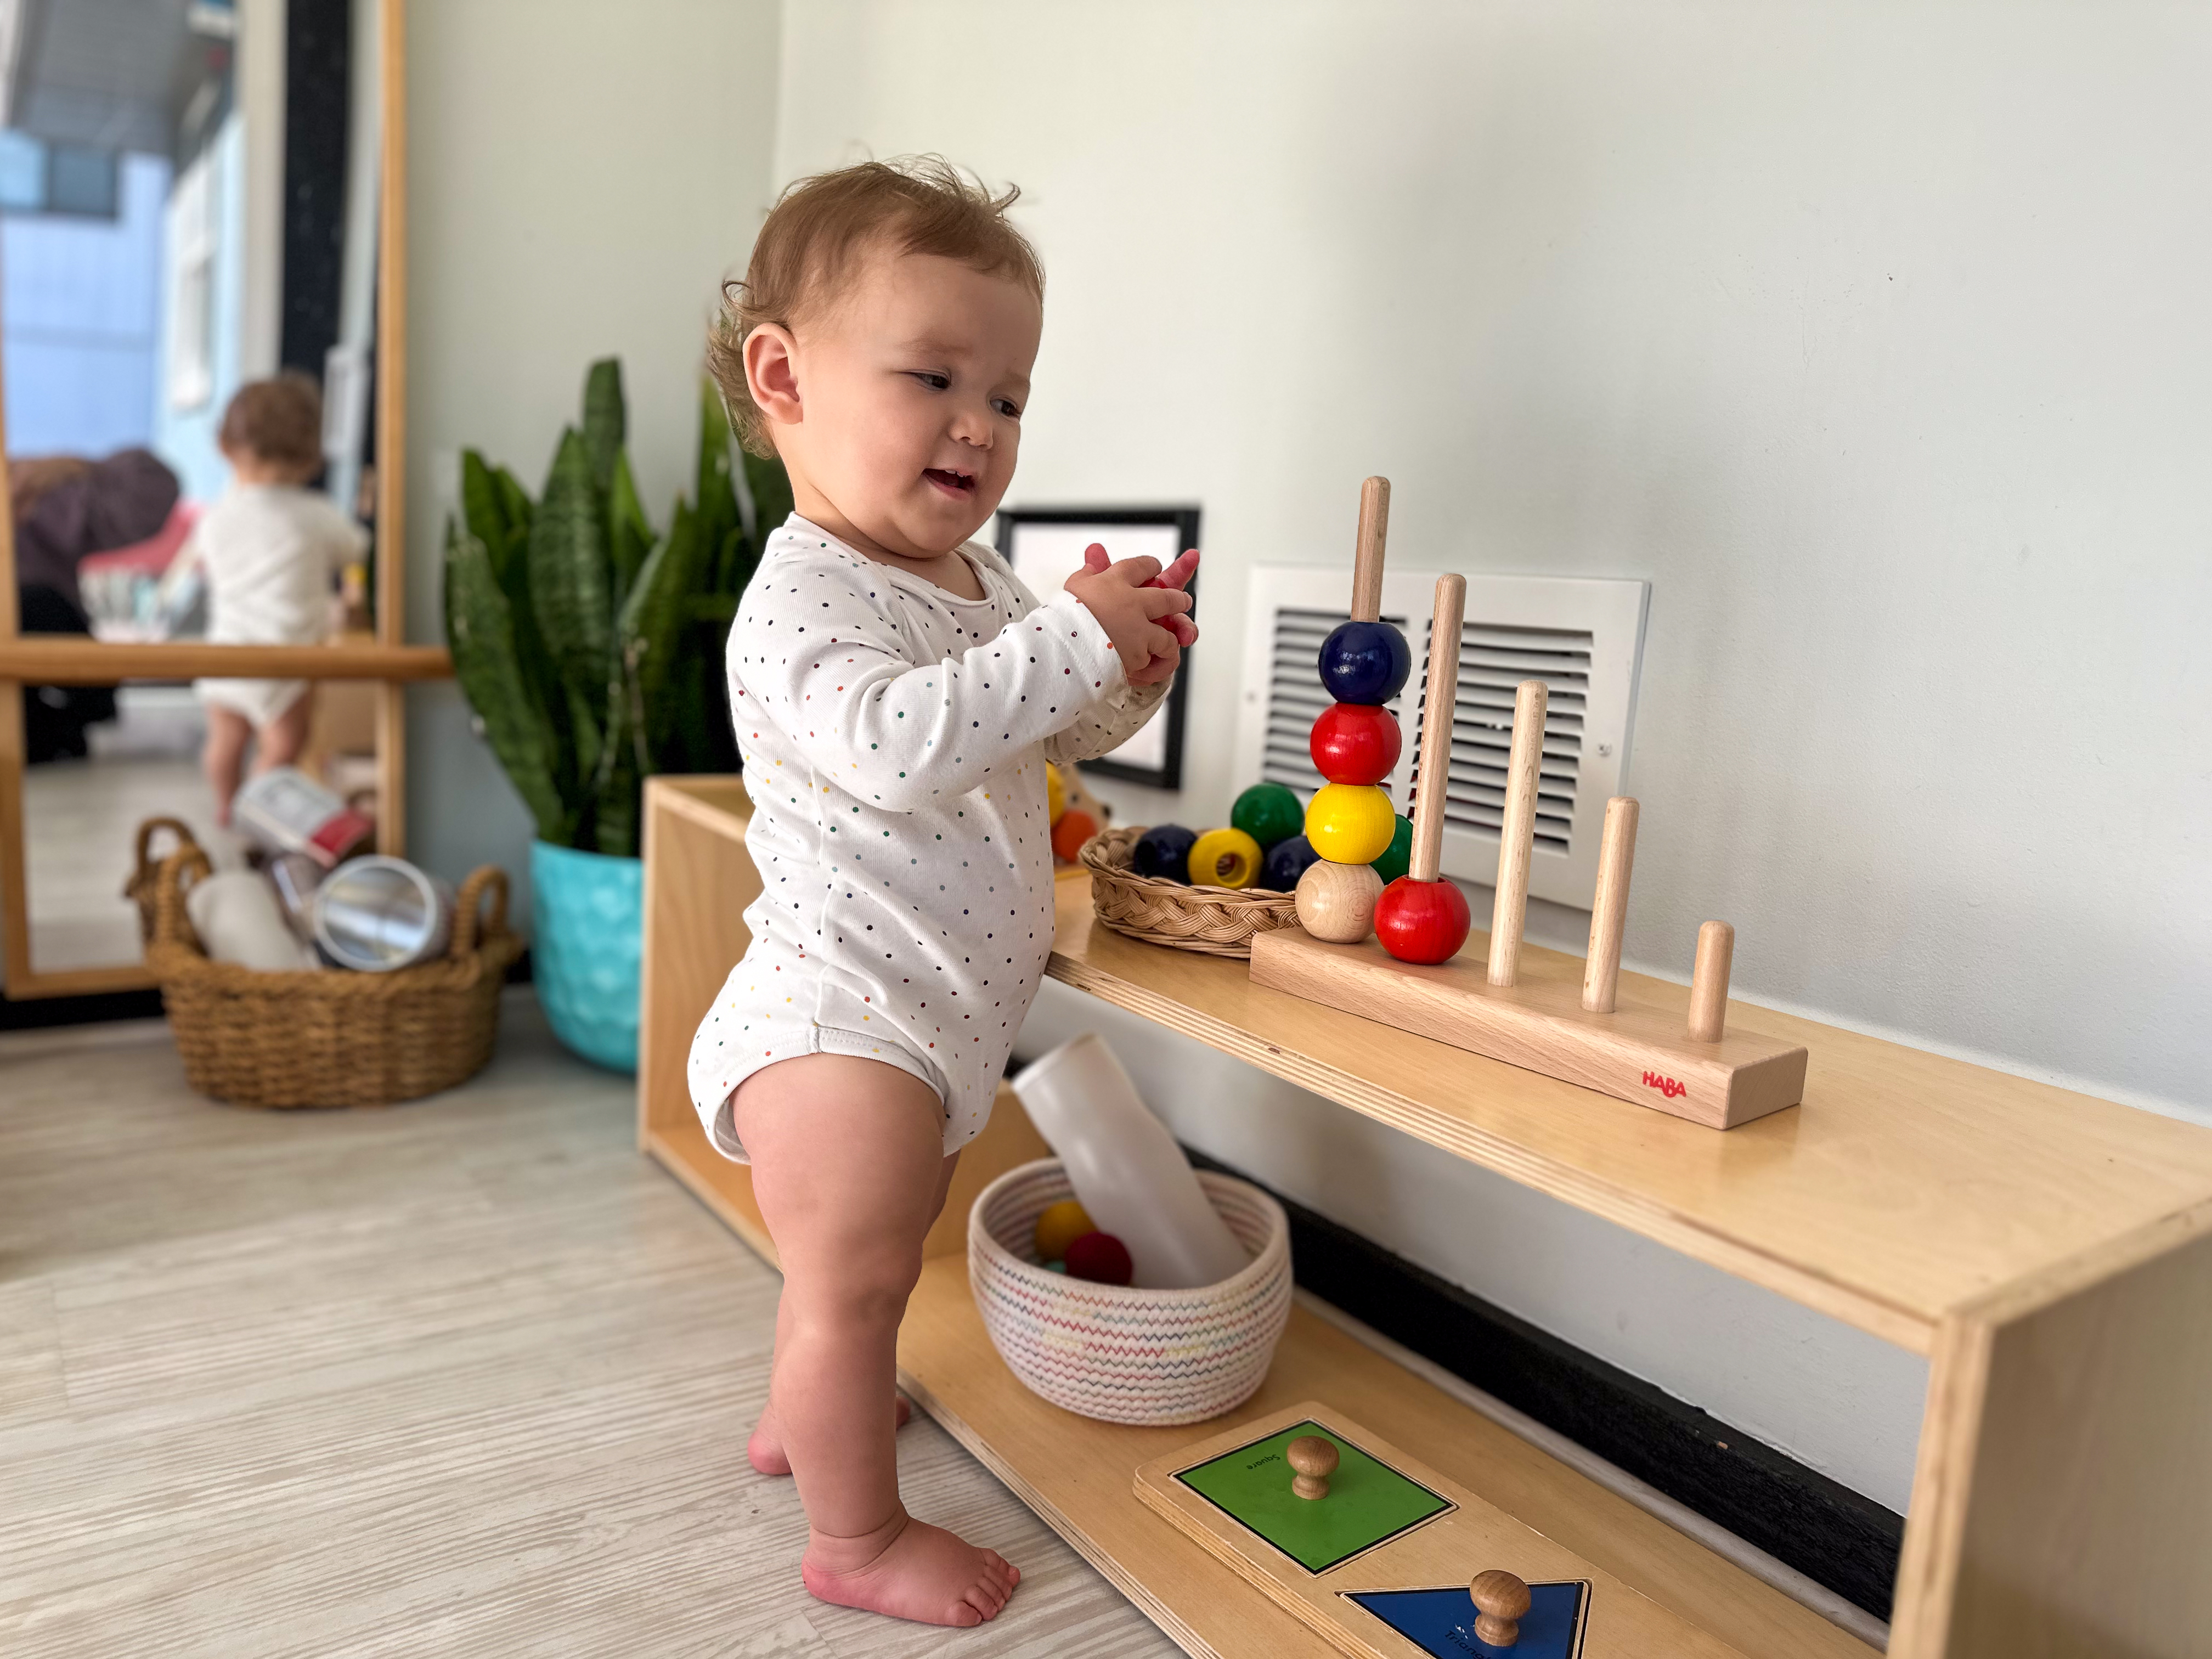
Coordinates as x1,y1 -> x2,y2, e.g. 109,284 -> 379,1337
1643,1070 -> 1687,1099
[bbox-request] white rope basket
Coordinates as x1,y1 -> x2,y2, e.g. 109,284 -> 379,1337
968,1158 -> 1294,1425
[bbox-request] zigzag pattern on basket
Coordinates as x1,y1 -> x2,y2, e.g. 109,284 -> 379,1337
968,1158 -> 1294,1425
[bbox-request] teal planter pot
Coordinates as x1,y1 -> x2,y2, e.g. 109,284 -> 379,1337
531,839 -> 641,1073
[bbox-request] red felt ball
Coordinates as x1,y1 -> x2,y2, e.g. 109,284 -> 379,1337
1064,1230 -> 1135,1285
1374,876 -> 1471,966
1309,702 -> 1403,786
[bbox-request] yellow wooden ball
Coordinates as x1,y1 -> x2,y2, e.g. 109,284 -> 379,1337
1304,783 -> 1397,865
1034,1198 -> 1096,1262
1188,826 -> 1263,889
1046,763 -> 1066,824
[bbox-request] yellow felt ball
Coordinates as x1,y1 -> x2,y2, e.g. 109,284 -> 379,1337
1034,1198 -> 1096,1263
1305,783 -> 1398,865
1188,826 -> 1263,889
1046,763 -> 1066,824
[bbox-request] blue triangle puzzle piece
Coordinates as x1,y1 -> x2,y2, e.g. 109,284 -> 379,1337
1345,1579 -> 1587,1658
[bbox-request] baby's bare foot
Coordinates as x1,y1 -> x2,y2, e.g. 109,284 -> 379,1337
802,1512 -> 1020,1627
748,1395 -> 912,1477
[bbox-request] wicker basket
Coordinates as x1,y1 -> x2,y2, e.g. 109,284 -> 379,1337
1079,823 -> 1301,958
139,825 -> 523,1109
969,1158 -> 1293,1425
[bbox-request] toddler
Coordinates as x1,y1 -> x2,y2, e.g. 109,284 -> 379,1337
177,374 -> 366,823
688,159 -> 1195,1628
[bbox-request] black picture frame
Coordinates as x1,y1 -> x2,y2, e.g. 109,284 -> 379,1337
994,505 -> 1200,791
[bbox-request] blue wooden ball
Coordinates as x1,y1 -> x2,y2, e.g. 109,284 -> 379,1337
1261,834 -> 1322,892
1133,823 -> 1200,882
1319,620 -> 1412,705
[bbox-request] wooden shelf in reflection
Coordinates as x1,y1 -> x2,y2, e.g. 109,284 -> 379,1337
0,638 -> 451,684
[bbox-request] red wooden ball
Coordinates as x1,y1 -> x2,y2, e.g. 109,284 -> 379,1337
1309,702 -> 1403,787
1064,1230 -> 1135,1286
1374,877 -> 1471,966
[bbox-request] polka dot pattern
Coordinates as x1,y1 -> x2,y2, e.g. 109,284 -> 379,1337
688,515 -> 1172,1161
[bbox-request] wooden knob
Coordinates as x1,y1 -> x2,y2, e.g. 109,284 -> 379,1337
1469,1569 -> 1531,1647
1286,1435 -> 1339,1500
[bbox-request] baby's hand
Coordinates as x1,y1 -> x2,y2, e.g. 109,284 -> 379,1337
1065,545 -> 1198,685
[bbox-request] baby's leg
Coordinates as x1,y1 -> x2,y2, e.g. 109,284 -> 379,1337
748,1156 -> 950,1474
201,706 -> 251,826
252,689 -> 314,775
734,1054 -> 1019,1627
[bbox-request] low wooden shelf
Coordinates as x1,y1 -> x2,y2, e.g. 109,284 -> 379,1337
639,777 -> 2212,1659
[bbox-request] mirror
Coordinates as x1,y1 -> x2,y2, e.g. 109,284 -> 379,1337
1,0 -> 398,989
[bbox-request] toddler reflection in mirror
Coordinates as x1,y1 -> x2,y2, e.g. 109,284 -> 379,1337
687,157 -> 1195,1627
170,374 -> 366,824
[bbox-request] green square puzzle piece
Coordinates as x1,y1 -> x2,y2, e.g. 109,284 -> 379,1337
1175,1420 -> 1454,1573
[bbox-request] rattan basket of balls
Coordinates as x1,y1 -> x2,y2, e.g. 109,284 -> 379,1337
1079,825 -> 1302,958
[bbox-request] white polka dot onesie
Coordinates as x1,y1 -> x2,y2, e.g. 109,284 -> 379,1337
688,516 -> 1167,1160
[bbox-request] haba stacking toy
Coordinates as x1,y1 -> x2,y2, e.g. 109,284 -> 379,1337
1254,573 -> 1809,1129
1295,476 -> 1407,943
1135,1401 -> 1738,1658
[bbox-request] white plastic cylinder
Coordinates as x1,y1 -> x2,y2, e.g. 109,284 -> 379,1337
185,871 -> 315,972
1011,1032 -> 1252,1289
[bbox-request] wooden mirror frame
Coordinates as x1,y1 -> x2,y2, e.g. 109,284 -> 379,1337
0,0 -> 449,1000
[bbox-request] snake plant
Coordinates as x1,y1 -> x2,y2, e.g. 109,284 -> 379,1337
443,360 -> 785,857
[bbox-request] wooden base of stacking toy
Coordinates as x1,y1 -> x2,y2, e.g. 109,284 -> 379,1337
1249,927 -> 1806,1130
1135,1401 -> 1736,1658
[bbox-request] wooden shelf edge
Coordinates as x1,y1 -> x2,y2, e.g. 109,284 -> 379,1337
643,1130 -> 780,1269
0,640 -> 453,683
1046,947 -> 1936,1357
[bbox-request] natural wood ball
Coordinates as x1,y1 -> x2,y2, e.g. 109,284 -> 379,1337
1295,860 -> 1383,943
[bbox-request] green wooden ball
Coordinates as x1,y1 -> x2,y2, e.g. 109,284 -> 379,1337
1370,814 -> 1415,884
1231,782 -> 1306,852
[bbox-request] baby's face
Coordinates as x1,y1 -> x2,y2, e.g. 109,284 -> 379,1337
765,246 -> 1041,560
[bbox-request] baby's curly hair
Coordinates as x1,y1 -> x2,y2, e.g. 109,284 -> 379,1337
708,156 -> 1044,458
219,373 -> 324,473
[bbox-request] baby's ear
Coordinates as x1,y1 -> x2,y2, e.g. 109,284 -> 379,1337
745,323 -> 805,425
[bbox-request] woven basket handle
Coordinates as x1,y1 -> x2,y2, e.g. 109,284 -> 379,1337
449,867 -> 509,958
130,816 -> 198,891
152,844 -> 216,949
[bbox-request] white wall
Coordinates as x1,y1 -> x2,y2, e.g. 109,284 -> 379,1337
775,1 -> 2212,1514
402,0 -> 784,925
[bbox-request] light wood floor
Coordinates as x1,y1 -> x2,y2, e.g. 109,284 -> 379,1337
0,996 -> 1178,1658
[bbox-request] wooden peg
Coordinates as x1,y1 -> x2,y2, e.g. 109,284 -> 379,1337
1350,476 -> 1391,623
1486,679 -> 1549,988
1409,574 -> 1466,884
1581,796 -> 1639,1013
1469,1569 -> 1531,1647
1286,1435 -> 1339,1500
1689,920 -> 1735,1042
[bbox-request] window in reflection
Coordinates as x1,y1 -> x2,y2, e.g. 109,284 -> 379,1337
4,0 -> 381,655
